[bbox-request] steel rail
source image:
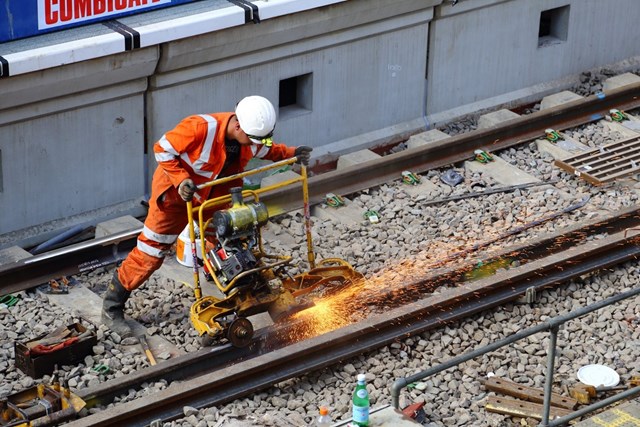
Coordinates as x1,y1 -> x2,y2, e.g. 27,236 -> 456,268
67,218 -> 640,426
0,229 -> 138,295
2,83 -> 640,295
76,341 -> 259,410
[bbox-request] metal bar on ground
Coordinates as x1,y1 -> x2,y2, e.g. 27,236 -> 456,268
422,180 -> 560,206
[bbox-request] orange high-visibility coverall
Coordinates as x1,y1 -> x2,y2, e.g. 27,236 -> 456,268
117,113 -> 296,291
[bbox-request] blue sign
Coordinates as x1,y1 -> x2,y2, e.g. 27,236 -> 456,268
0,0 -> 200,43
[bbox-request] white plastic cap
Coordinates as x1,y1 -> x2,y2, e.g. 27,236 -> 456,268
235,96 -> 277,144
357,374 -> 366,382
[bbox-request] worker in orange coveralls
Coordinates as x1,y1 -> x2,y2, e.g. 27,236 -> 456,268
102,96 -> 313,339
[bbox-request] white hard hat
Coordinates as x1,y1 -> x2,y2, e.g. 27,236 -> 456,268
235,96 -> 277,145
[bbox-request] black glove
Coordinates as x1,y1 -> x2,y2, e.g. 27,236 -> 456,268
294,146 -> 313,166
178,179 -> 197,202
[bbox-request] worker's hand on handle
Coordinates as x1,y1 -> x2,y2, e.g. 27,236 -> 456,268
294,146 -> 313,166
178,179 -> 197,202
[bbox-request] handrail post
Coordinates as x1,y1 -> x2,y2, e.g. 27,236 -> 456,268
540,325 -> 559,426
392,378 -> 408,409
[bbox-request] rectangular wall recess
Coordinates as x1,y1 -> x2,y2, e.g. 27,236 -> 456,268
279,73 -> 313,120
538,5 -> 570,47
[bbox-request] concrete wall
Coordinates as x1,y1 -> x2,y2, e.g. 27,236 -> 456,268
0,49 -> 158,236
427,0 -> 640,121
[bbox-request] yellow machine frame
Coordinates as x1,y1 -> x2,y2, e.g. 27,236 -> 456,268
185,158 -> 363,346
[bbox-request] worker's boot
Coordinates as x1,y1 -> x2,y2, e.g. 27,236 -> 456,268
101,272 -> 135,339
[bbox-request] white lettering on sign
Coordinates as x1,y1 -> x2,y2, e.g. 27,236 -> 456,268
38,0 -> 172,29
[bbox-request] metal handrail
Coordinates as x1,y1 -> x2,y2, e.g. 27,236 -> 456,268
391,286 -> 640,426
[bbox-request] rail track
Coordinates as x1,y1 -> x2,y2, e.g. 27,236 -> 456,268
67,208 -> 640,426
2,79 -> 640,426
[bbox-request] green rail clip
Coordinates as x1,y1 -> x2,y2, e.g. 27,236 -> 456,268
325,193 -> 345,208
610,109 -> 629,123
402,171 -> 421,185
0,294 -> 20,309
545,128 -> 564,142
92,364 -> 110,374
473,149 -> 494,164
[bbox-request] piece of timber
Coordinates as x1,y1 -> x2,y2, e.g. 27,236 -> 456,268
484,377 -> 577,409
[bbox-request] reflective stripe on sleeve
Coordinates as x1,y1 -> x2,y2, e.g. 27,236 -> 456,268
155,151 -> 176,162
157,135 -> 179,156
195,114 -> 217,167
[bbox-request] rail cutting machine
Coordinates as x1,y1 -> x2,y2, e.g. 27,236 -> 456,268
186,158 -> 363,347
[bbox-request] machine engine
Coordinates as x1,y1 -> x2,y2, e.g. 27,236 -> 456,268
206,187 -> 269,288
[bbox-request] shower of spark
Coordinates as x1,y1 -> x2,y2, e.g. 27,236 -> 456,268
280,232 -> 504,343
277,207 -> 565,345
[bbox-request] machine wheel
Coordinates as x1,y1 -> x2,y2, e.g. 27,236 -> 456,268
227,317 -> 254,348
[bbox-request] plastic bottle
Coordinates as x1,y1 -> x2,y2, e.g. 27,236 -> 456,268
315,406 -> 332,426
351,374 -> 370,427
